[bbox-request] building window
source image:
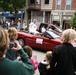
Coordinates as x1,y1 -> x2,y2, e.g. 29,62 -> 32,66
36,0 -> 40,4
45,0 -> 49,4
30,0 -> 35,4
33,11 -> 43,16
66,0 -> 71,10
56,0 -> 61,10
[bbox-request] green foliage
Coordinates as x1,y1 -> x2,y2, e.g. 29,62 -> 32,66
70,11 -> 76,28
0,0 -> 26,21
20,27 -> 24,30
20,27 -> 28,31
0,0 -> 26,12
25,27 -> 28,31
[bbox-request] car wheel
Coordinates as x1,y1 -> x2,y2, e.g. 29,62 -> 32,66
18,38 -> 25,47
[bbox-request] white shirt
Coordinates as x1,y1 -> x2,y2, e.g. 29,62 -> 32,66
29,22 -> 38,34
41,27 -> 46,33
17,22 -> 21,30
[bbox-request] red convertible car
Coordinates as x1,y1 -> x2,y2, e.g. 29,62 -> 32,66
17,30 -> 62,51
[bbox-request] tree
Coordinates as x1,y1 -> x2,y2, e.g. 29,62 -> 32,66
0,0 -> 26,21
70,11 -> 76,29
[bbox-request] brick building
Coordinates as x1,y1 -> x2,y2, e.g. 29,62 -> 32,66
52,0 -> 76,29
25,0 -> 76,29
25,0 -> 53,25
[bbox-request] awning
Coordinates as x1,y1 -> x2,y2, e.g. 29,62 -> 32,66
17,12 -> 24,18
2,12 -> 15,18
2,12 -> 24,18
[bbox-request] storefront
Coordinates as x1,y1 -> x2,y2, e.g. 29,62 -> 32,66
51,10 -> 74,29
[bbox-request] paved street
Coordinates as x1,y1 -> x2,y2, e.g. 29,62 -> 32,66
32,50 -> 46,75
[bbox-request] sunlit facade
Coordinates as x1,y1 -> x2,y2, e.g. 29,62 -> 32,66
25,0 -> 53,25
52,0 -> 76,29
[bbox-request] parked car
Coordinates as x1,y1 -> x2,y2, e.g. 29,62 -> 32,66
38,23 -> 63,34
17,30 -> 62,51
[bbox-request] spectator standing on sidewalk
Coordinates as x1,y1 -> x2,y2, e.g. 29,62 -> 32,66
5,27 -> 19,60
17,45 -> 38,70
38,51 -> 52,75
23,22 -> 27,28
17,20 -> 22,30
50,29 -> 76,75
0,27 -> 34,75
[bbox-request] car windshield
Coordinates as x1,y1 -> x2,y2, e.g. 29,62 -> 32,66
46,31 -> 60,39
56,26 -> 63,32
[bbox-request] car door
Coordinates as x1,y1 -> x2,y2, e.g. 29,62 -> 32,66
38,33 -> 57,51
25,34 -> 57,51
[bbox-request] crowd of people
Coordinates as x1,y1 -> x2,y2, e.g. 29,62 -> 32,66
0,19 -> 26,30
0,19 -> 76,75
1,18 -> 47,34
0,26 -> 34,75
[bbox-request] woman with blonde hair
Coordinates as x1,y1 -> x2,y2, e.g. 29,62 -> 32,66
5,27 -> 19,60
0,27 -> 34,75
50,29 -> 76,75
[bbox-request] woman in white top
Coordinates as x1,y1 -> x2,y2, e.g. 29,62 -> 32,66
29,19 -> 39,34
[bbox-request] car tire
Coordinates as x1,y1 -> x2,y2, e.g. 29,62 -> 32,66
18,38 -> 25,47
